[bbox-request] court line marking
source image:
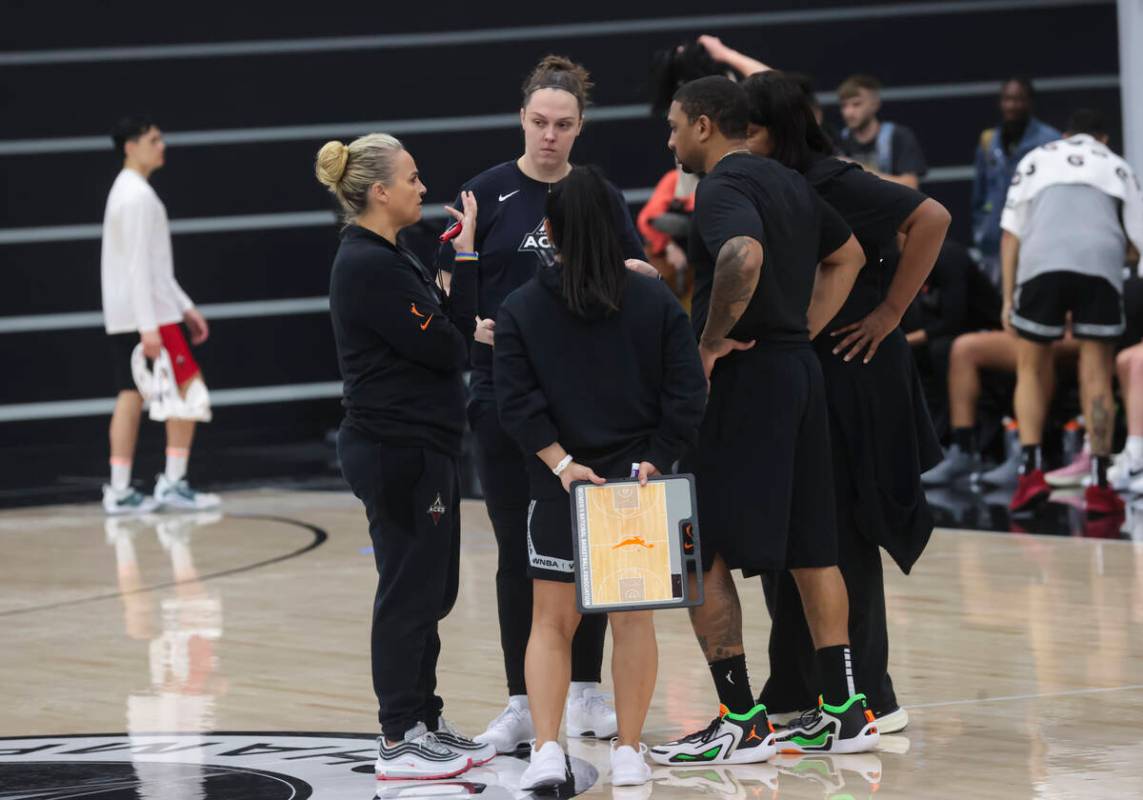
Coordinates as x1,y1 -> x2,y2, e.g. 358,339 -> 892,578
0,513 -> 328,617
0,73 -> 1117,156
907,683 -> 1143,710
0,0 -> 1108,65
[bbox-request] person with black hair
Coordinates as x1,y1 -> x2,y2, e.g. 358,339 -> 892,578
972,77 -> 1060,285
1002,109 -> 1143,517
494,165 -> 706,789
437,55 -> 643,754
101,115 -> 219,515
650,75 -> 874,765
741,70 -> 951,735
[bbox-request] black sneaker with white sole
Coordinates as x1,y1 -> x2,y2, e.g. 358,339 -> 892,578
375,722 -> 471,780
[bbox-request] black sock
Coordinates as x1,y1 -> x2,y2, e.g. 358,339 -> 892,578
952,427 -> 975,454
815,645 -> 855,707
1020,445 -> 1042,475
709,655 -> 754,714
1091,454 -> 1111,488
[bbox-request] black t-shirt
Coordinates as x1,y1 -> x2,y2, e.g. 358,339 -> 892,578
838,121 -> 928,178
436,160 -> 644,398
689,152 -> 852,343
804,156 -> 927,327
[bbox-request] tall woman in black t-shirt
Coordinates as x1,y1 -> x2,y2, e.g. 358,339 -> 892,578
495,166 -> 706,789
436,56 -> 644,752
742,72 -> 951,732
317,133 -> 492,780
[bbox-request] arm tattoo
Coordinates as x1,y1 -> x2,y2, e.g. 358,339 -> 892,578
701,236 -> 762,345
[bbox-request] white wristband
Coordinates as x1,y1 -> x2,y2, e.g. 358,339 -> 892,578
553,454 -> 574,476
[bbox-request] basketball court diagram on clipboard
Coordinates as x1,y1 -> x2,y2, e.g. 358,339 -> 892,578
571,474 -> 702,614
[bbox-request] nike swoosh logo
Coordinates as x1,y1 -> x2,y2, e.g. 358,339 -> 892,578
420,314 -> 434,331
499,190 -> 520,202
726,671 -> 734,685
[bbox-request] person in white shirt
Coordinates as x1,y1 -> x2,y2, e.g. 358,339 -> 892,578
1001,109 -> 1143,517
102,115 -> 219,514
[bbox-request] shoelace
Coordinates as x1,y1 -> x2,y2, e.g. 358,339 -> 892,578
487,705 -> 524,732
412,731 -> 453,756
785,708 -> 823,731
678,715 -> 724,744
437,717 -> 475,743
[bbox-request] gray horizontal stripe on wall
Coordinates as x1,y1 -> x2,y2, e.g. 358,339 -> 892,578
0,73 -> 1119,156
0,296 -> 330,334
0,188 -> 655,245
0,0 -> 1108,66
0,381 -> 343,423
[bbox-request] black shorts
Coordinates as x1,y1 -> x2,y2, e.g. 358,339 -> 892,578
108,332 -> 140,392
526,496 -> 576,582
688,343 -> 838,573
1012,272 -> 1124,342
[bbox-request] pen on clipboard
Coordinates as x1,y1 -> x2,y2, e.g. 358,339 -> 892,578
630,463 -> 640,479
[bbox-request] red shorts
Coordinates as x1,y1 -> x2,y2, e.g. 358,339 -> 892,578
159,323 -> 201,387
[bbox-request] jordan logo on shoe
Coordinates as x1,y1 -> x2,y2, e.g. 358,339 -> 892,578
745,725 -> 763,743
427,494 -> 447,525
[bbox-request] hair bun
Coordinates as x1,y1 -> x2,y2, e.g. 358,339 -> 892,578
315,140 -> 350,187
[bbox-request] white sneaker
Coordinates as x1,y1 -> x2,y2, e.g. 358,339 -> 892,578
566,687 -> 618,738
610,740 -> 652,786
103,485 -> 160,515
374,721 -> 471,780
154,474 -> 221,511
873,706 -> 909,734
474,702 -> 534,754
433,717 -> 496,766
519,740 -> 568,790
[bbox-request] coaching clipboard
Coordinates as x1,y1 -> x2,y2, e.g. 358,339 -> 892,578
570,474 -> 703,614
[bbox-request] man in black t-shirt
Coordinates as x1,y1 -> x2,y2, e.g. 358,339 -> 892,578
837,74 -> 928,189
650,76 -> 876,766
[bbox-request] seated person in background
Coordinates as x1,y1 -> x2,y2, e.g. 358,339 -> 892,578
903,239 -> 1001,435
635,164 -> 697,302
837,74 -> 928,188
920,330 -> 1078,487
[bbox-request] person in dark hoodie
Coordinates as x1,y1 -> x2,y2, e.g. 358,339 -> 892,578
742,71 -> 950,734
494,165 -> 706,790
318,133 -> 491,780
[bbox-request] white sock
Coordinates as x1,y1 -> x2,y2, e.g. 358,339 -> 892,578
508,694 -> 529,711
568,681 -> 597,700
110,460 -> 132,492
1128,436 -> 1143,465
165,448 -> 189,482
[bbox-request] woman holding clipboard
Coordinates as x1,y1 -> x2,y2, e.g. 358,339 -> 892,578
494,165 -> 707,789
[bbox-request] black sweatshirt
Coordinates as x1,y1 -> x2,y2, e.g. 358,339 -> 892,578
436,161 -> 644,402
494,267 -> 707,498
329,225 -> 477,456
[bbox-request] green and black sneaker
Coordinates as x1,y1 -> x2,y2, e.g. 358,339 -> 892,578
650,704 -> 776,766
773,694 -> 879,754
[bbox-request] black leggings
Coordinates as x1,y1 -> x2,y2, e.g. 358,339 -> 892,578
338,424 -> 461,740
757,446 -> 897,715
472,401 -> 607,697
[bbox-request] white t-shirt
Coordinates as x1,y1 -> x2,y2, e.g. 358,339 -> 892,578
101,168 -> 194,334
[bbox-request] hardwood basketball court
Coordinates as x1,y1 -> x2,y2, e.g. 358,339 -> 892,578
2,489 -> 1141,798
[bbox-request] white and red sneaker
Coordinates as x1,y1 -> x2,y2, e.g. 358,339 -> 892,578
375,722 -> 471,780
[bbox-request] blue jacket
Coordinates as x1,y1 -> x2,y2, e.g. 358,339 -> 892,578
971,117 -> 1059,255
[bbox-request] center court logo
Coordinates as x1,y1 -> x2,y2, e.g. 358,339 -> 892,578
0,733 -> 598,799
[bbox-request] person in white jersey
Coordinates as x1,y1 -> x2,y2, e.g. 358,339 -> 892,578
1002,109 -> 1143,517
101,115 -> 219,514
